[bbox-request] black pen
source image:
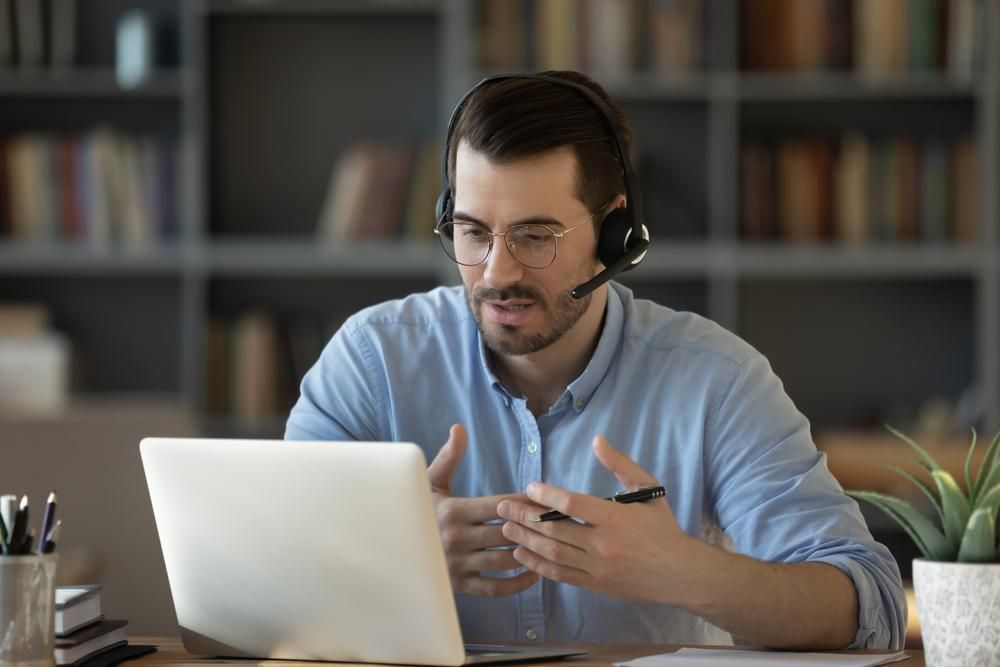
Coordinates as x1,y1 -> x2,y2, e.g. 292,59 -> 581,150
533,485 -> 667,522
22,528 -> 35,556
8,496 -> 28,555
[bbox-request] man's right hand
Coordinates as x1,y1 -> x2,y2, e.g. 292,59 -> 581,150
427,423 -> 540,597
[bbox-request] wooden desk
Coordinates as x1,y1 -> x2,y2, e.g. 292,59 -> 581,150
130,637 -> 925,667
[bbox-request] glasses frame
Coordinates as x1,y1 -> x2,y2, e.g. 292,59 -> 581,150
434,205 -> 607,270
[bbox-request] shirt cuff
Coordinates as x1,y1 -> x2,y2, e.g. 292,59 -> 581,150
811,554 -> 906,649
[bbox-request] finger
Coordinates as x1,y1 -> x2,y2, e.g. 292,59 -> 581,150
438,493 -> 531,525
524,482 -> 611,525
458,548 -> 522,575
440,524 -> 515,554
592,435 -> 660,489
427,424 -> 467,492
501,521 -> 589,570
457,571 -> 539,598
512,546 -> 591,588
497,499 -> 591,549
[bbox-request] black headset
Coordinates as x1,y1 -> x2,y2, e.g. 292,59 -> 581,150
435,74 -> 650,300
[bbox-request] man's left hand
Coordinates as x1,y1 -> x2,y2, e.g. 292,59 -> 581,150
496,435 -> 695,604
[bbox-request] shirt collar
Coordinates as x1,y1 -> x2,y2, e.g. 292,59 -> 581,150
474,283 -> 627,412
564,282 -> 624,412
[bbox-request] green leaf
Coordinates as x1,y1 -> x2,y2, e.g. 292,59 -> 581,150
847,490 -> 955,561
885,424 -> 942,471
974,430 -> 1000,501
880,463 -> 943,525
974,437 -> 1000,508
932,469 -> 971,547
975,483 -> 1000,515
957,508 -> 996,562
964,428 -> 978,503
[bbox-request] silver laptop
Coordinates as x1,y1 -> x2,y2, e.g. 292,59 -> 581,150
140,437 -> 585,666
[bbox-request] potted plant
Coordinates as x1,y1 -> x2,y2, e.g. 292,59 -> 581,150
847,426 -> 1000,667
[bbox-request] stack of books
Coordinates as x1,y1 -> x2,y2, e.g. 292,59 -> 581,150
740,134 -> 977,244
54,585 -> 153,666
0,129 -> 180,249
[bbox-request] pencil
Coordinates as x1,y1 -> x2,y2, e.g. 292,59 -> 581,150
37,492 -> 57,556
43,519 -> 62,554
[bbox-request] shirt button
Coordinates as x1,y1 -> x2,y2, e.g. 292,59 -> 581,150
525,629 -> 538,641
575,399 -> 585,410
527,441 -> 539,454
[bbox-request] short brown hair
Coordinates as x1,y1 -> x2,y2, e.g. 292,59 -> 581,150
446,70 -> 633,219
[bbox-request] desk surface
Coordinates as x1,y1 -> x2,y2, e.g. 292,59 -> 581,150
130,637 -> 925,667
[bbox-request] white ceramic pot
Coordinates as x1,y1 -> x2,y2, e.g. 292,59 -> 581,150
912,558 -> 1000,667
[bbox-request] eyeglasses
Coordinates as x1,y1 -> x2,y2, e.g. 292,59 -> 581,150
435,206 -> 606,270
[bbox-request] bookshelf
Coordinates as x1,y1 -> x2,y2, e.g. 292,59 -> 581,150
1,0 -> 998,441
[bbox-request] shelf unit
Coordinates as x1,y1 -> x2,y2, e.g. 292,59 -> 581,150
0,0 -> 998,439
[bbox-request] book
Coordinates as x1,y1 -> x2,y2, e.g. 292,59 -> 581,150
54,619 -> 127,666
55,585 -> 104,637
740,142 -> 773,240
834,133 -> 871,245
919,138 -> 950,242
476,0 -> 525,70
951,137 -> 977,242
650,0 -> 702,74
232,311 -> 278,422
0,303 -> 49,336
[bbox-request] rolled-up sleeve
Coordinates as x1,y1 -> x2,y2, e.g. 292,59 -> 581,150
705,355 -> 906,649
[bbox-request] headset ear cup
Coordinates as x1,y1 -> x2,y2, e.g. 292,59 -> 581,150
435,189 -> 450,223
596,208 -> 634,268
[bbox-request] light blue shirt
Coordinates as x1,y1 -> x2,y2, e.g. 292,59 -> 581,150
285,282 -> 906,649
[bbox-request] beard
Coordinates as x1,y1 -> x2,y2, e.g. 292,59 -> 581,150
465,281 -> 593,356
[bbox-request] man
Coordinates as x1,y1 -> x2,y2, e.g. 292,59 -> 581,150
285,71 -> 905,649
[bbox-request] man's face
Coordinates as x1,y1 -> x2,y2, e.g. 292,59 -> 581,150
452,143 -> 602,357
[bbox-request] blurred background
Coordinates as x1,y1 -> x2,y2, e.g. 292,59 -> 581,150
0,0 -> 997,645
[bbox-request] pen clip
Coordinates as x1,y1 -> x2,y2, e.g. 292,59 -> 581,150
613,485 -> 657,497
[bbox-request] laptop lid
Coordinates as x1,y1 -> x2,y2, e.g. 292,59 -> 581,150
140,438 -> 584,667
141,438 -> 467,666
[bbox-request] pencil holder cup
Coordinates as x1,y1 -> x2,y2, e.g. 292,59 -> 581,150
0,554 -> 58,667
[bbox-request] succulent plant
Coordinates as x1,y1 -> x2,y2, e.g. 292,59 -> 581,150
846,426 -> 1000,563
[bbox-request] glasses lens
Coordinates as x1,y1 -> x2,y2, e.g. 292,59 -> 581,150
508,225 -> 557,268
439,222 -> 491,266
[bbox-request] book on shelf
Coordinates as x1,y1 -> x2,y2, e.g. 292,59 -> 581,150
54,619 -> 127,666
315,140 -> 440,245
0,0 -> 76,68
475,0 -> 702,75
0,303 -> 49,336
55,584 -> 104,637
741,134 -> 978,244
0,128 -> 179,249
205,313 -> 343,423
742,0 -> 983,77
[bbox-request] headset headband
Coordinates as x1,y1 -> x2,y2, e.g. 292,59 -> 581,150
439,74 -> 644,241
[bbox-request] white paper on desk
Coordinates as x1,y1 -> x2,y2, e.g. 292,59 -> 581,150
615,647 -> 909,667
